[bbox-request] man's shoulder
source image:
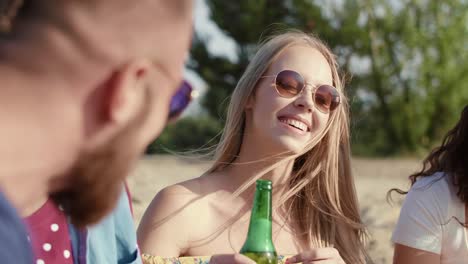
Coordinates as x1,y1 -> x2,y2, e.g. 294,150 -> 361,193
0,191 -> 34,263
86,189 -> 141,264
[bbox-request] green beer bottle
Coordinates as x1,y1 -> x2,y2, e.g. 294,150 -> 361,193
240,179 -> 277,264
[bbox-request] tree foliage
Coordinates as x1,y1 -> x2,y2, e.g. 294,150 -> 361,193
189,0 -> 468,156
147,117 -> 222,154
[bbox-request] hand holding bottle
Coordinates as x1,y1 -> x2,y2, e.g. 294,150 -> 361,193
286,248 -> 345,264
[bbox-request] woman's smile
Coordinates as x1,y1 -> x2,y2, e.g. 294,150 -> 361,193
277,115 -> 311,136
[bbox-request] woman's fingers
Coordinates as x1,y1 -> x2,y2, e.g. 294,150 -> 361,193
210,254 -> 256,264
300,261 -> 337,264
286,248 -> 343,264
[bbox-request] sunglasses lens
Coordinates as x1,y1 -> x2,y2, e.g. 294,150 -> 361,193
275,70 -> 304,98
168,81 -> 193,119
315,85 -> 340,113
273,70 -> 340,113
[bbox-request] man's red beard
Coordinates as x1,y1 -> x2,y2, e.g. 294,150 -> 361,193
50,89 -> 153,228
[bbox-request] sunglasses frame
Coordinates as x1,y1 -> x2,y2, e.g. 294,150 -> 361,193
262,69 -> 341,114
150,61 -> 196,122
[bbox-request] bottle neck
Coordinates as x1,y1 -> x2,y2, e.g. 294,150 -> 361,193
250,187 -> 272,221
241,186 -> 275,253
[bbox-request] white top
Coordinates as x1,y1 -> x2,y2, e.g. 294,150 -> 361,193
392,172 -> 468,263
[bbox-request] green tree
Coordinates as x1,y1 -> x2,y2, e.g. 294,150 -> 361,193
189,0 -> 336,119
147,117 -> 222,154
190,0 -> 468,155
351,0 -> 468,154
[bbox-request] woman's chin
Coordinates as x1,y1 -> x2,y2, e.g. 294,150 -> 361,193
269,137 -> 308,156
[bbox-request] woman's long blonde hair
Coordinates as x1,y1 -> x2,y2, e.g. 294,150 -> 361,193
205,31 -> 367,263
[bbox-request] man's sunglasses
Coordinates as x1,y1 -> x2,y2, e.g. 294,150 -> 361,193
262,70 -> 341,114
168,80 -> 196,120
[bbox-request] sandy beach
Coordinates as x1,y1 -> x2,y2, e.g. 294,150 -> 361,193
128,155 -> 420,264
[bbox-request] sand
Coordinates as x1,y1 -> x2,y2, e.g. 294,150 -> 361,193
127,155 -> 421,264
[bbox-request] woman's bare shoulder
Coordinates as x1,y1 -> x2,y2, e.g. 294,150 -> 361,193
139,173 -> 225,224
137,176 -> 216,255
142,177 -> 207,218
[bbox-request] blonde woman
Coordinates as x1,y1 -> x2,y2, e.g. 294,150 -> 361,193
138,31 -> 367,264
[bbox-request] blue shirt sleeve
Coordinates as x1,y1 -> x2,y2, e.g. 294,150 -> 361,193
86,187 -> 142,264
0,191 -> 34,264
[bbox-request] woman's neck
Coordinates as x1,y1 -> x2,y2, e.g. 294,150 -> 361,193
221,138 -> 297,199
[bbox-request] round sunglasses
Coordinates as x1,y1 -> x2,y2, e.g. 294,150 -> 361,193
168,80 -> 196,120
262,70 -> 340,114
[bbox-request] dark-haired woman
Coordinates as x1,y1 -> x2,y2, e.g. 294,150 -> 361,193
391,106 -> 468,264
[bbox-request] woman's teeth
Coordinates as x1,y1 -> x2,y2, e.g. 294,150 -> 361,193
279,118 -> 308,132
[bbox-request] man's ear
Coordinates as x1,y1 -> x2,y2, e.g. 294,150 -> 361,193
102,59 -> 153,126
